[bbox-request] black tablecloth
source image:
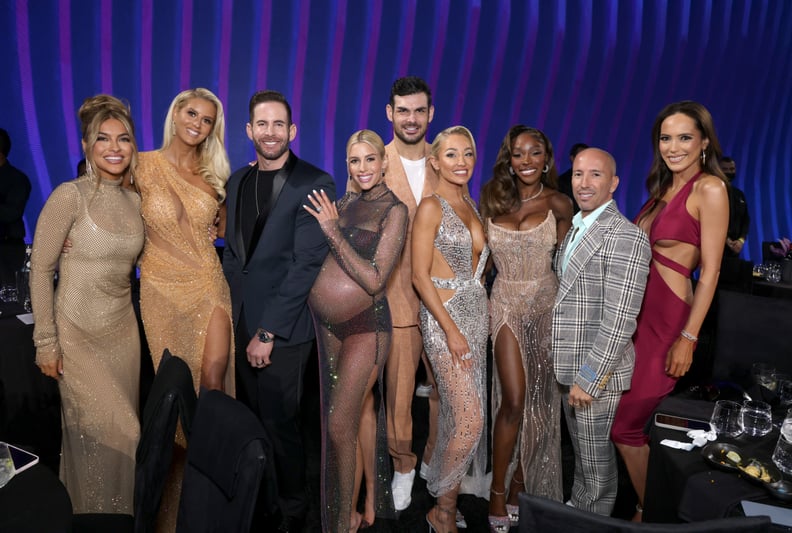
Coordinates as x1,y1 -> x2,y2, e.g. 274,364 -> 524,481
645,395 -> 791,523
0,462 -> 73,532
0,306 -> 61,469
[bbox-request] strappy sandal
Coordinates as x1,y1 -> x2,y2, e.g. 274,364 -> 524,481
427,505 -> 456,533
489,488 -> 511,532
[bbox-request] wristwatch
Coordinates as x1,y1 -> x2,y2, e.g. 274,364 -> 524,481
256,328 -> 274,344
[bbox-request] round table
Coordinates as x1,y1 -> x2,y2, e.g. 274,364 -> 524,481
0,462 -> 73,532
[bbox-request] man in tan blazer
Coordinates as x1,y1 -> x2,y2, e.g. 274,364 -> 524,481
347,77 -> 438,511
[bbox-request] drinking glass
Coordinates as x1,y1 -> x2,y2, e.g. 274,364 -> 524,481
0,283 -> 17,303
773,411 -> 792,475
741,400 -> 773,437
752,363 -> 778,391
778,378 -> 792,406
710,400 -> 743,437
0,442 -> 15,488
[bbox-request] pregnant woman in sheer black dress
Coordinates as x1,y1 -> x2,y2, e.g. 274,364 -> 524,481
307,130 -> 407,532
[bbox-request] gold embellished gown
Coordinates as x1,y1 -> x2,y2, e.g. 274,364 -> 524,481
136,151 -> 234,393
308,182 -> 406,532
488,211 -> 562,501
30,174 -> 144,513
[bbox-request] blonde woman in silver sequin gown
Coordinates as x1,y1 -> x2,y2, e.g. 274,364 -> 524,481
31,95 -> 144,513
413,126 -> 489,533
480,126 -> 573,531
307,130 -> 406,532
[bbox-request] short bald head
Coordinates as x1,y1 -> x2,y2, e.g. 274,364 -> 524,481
572,148 -> 620,217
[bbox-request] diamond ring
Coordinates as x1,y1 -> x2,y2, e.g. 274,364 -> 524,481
461,352 -> 473,361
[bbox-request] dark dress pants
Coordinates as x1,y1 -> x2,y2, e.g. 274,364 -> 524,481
235,314 -> 312,520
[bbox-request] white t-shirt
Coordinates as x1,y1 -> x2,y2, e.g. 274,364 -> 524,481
401,156 -> 426,205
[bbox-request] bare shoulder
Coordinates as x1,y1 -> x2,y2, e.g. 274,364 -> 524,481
547,189 -> 573,216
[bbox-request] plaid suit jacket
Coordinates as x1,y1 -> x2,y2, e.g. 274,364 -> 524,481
552,201 -> 650,397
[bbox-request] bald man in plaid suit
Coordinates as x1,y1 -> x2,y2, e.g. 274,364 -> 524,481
552,148 -> 650,515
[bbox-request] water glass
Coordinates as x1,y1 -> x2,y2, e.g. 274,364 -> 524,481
741,400 -> 773,437
773,414 -> 792,475
15,270 -> 31,312
767,262 -> 783,283
710,400 -> 743,437
0,442 -> 15,488
778,379 -> 792,406
752,363 -> 778,391
0,283 -> 17,303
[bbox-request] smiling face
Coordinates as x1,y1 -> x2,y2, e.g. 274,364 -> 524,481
510,132 -> 548,187
658,112 -> 709,177
572,148 -> 619,217
84,118 -> 133,181
386,93 -> 434,146
247,101 -> 296,166
347,141 -> 387,191
173,98 -> 216,148
431,133 -> 476,187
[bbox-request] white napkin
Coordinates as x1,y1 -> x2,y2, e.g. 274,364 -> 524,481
660,428 -> 717,451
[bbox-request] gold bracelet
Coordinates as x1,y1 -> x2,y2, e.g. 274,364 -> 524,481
680,329 -> 698,343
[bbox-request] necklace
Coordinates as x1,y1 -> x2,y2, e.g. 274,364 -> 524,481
520,183 -> 544,203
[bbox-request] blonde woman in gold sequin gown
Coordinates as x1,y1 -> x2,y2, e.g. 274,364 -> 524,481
480,126 -> 573,531
413,126 -> 489,533
307,130 -> 406,532
135,88 -> 233,531
136,88 -> 233,394
30,95 -> 144,513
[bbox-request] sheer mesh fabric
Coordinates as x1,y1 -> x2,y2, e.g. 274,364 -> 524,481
419,195 -> 490,499
488,212 -> 562,501
309,182 -> 407,532
30,175 -> 144,512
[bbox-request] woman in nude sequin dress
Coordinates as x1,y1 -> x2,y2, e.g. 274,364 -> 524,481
307,130 -> 406,532
31,95 -> 144,513
413,126 -> 489,533
480,126 -> 573,531
136,88 -> 233,394
135,88 -> 233,531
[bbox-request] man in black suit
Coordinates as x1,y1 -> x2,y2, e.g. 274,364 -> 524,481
223,90 -> 336,532
0,128 -> 32,286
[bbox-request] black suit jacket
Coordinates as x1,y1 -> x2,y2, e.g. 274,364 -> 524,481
223,151 -> 336,347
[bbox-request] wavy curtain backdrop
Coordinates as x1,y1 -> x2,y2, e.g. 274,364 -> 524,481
1,0 -> 791,261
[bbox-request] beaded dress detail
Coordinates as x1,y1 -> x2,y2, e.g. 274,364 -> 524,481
30,175 -> 144,513
420,194 -> 490,498
309,182 -> 406,532
136,150 -> 234,394
488,211 -> 562,500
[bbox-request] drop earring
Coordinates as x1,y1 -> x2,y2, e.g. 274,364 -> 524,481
508,166 -> 515,176
701,150 -> 706,165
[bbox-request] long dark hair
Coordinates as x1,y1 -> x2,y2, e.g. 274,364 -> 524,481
646,101 -> 727,201
480,125 -> 557,218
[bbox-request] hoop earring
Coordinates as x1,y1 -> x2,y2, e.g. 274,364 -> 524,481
543,164 -> 549,174
508,166 -> 515,176
701,150 -> 706,165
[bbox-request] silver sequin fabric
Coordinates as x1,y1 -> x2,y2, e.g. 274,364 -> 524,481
420,194 -> 490,498
488,211 -> 562,501
30,175 -> 144,513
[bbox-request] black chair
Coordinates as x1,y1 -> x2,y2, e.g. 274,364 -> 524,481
518,492 -> 772,532
176,389 -> 275,533
133,349 -> 197,533
73,350 -> 196,533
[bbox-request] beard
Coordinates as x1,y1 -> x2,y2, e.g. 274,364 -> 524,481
394,123 -> 426,145
255,137 -> 290,161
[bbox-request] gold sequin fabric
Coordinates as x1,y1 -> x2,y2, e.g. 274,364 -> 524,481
30,175 -> 144,513
419,194 -> 490,498
136,151 -> 234,394
309,183 -> 406,531
488,211 -> 562,501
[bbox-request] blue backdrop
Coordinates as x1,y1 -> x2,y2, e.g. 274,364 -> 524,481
2,0 -> 791,262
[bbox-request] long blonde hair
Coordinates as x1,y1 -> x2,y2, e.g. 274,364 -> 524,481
162,88 -> 230,201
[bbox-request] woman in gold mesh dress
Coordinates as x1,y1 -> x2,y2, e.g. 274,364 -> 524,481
31,95 -> 144,513
480,126 -> 573,532
135,88 -> 233,530
307,130 -> 406,532
136,88 -> 233,393
413,126 -> 489,533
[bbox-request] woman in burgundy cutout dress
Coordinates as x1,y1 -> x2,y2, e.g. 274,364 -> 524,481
611,101 -> 729,521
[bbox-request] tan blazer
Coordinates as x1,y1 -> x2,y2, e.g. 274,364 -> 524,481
347,140 -> 438,327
